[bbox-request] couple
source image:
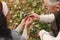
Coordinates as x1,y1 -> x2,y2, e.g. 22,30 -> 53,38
0,0 -> 60,40
0,1 -> 38,40
16,0 -> 60,40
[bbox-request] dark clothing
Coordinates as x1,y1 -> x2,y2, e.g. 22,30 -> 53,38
51,12 -> 60,37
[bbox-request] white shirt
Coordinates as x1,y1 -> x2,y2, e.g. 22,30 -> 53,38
39,30 -> 60,40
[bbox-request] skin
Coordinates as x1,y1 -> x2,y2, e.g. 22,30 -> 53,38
20,17 -> 33,29
24,17 -> 33,28
5,9 -> 11,23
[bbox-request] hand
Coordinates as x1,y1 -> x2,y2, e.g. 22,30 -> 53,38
20,16 -> 32,27
29,13 -> 40,21
20,17 -> 27,26
25,17 -> 33,29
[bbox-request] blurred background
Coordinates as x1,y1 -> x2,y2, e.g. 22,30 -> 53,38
0,0 -> 50,40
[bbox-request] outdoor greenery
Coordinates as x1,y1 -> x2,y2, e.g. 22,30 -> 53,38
1,0 -> 50,40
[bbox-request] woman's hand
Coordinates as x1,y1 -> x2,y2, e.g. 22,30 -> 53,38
15,17 -> 32,32
20,16 -> 33,29
20,16 -> 31,26
20,17 -> 27,26
24,17 -> 33,29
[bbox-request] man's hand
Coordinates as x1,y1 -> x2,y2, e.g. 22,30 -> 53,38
29,13 -> 40,21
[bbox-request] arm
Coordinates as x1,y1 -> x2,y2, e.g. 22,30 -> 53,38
12,19 -> 27,40
29,13 -> 55,23
39,30 -> 55,40
12,18 -> 27,40
22,27 -> 28,40
15,18 -> 26,32
39,14 -> 55,23
21,17 -> 33,40
15,23 -> 24,33
11,24 -> 27,40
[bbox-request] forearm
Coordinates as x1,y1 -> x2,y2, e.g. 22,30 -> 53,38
39,30 -> 55,40
22,27 -> 28,40
39,14 -> 55,23
15,23 -> 23,32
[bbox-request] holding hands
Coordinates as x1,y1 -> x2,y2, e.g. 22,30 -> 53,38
29,13 -> 40,21
21,12 -> 40,29
16,12 -> 40,40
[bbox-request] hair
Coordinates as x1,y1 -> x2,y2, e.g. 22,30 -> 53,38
0,2 -> 12,40
55,11 -> 60,36
47,0 -> 60,6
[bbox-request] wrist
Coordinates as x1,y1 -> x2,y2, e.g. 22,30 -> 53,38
25,25 -> 28,29
20,22 -> 24,26
38,15 -> 40,21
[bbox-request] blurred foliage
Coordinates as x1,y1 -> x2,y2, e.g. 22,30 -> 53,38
1,0 -> 50,40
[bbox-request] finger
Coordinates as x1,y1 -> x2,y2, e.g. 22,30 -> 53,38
25,18 -> 31,24
29,18 -> 33,23
29,14 -> 34,17
28,17 -> 32,21
27,18 -> 32,21
23,16 -> 29,22
25,16 -> 31,21
26,18 -> 30,22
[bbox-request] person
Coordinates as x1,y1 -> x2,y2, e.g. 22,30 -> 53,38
26,0 -> 60,40
0,1 -> 33,40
